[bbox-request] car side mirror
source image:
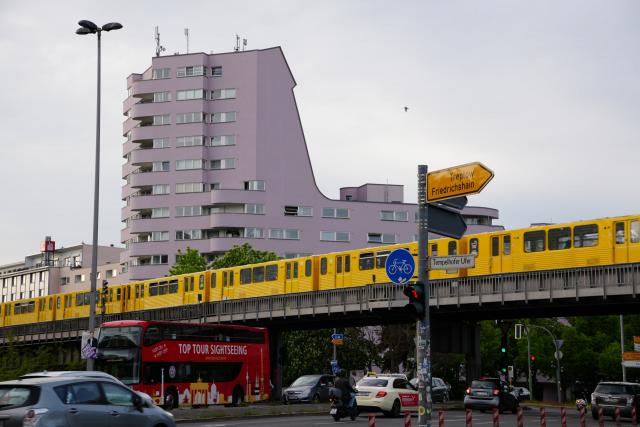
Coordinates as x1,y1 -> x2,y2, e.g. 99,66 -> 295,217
132,394 -> 143,412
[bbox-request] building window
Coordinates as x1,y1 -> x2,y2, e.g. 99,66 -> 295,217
152,114 -> 171,126
176,112 -> 204,124
150,255 -> 168,265
176,89 -> 204,100
211,66 -> 222,76
211,112 -> 236,123
320,231 -> 350,242
150,231 -> 169,241
153,91 -> 171,102
244,228 -> 264,238
284,206 -> 313,217
245,204 -> 264,215
211,158 -> 236,170
211,88 -> 237,100
152,138 -> 170,148
152,184 -> 170,195
176,65 -> 204,77
210,135 -> 236,146
176,159 -> 204,170
152,68 -> 170,79
244,180 -> 265,191
60,277 -> 70,286
210,182 -> 221,190
269,229 -> 300,240
176,229 -> 202,240
380,210 -> 408,221
176,135 -> 203,147
74,275 -> 83,283
151,207 -> 170,218
322,207 -> 349,219
367,233 -> 397,244
176,182 -> 206,194
176,206 -> 203,217
152,161 -> 170,172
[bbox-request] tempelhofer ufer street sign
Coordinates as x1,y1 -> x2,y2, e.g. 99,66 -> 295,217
427,162 -> 494,202
430,255 -> 476,270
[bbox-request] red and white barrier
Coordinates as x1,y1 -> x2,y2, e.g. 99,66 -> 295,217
579,406 -> 586,427
540,406 -> 547,427
598,407 -> 605,427
560,407 -> 567,427
492,407 -> 500,427
404,412 -> 412,427
368,414 -> 376,427
615,407 -> 621,427
632,405 -> 638,427
466,408 -> 473,427
516,407 -> 524,427
438,409 -> 445,427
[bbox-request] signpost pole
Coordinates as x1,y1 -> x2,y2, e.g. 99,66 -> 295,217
417,164 -> 432,427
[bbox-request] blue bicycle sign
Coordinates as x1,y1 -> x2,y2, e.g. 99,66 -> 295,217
385,249 -> 416,284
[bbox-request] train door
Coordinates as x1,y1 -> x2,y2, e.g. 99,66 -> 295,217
285,261 -> 299,293
135,283 -> 145,310
182,276 -> 197,304
614,219 -> 640,263
334,255 -> 345,288
195,273 -> 205,303
222,270 -> 235,299
490,234 -> 513,274
208,271 -> 221,301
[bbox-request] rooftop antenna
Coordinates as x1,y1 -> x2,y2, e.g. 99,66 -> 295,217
184,28 -> 190,54
154,26 -> 166,57
242,38 -> 247,51
234,34 -> 240,52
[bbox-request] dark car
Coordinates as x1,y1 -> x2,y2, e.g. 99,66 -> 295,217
464,378 -> 518,413
0,376 -> 175,427
591,381 -> 640,420
282,375 -> 334,404
409,377 -> 451,402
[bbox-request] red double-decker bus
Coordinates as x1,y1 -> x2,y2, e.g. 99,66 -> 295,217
96,320 -> 270,408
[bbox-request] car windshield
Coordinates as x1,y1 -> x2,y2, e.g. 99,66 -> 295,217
290,376 -> 320,387
358,378 -> 389,387
471,380 -> 497,389
596,384 -> 633,394
0,386 -> 38,410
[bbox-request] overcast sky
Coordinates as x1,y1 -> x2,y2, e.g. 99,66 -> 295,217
0,1 -> 638,264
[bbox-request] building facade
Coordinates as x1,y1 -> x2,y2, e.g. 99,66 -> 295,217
121,47 -> 503,281
0,240 -> 124,302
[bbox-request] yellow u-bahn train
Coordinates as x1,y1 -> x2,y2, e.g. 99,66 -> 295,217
1,214 -> 638,327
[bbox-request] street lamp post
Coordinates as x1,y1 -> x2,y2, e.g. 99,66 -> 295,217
518,323 -> 562,403
76,19 -> 123,371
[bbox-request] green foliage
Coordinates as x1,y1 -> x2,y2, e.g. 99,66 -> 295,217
209,243 -> 279,269
378,324 -> 415,373
168,247 -> 207,276
0,340 -> 85,381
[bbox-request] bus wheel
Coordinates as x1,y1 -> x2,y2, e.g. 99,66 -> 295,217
232,386 -> 244,407
164,388 -> 178,410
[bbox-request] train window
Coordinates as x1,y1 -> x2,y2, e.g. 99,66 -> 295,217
524,230 -> 546,252
49,298 -> 52,310
140,285 -> 144,297
431,244 -> 438,257
135,285 -> 140,298
448,241 -> 457,256
56,297 -> 60,309
286,263 -> 291,279
199,275 -> 205,290
337,257 -> 342,273
76,294 -> 83,306
615,222 -> 625,244
376,251 -> 390,269
345,256 -> 350,272
504,236 -> 511,255
253,266 -> 265,282
211,272 -> 217,288
321,258 -> 328,275
632,221 -> 640,243
149,283 -> 159,296
549,227 -> 572,250
470,238 -> 479,255
240,268 -> 252,284
266,265 -> 278,281
305,260 -> 312,277
222,272 -> 228,287
293,262 -> 298,278
169,280 -> 178,293
574,224 -> 598,248
491,237 -> 499,256
359,253 -> 374,270
116,288 -> 122,301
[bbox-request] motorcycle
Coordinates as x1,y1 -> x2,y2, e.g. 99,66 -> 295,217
329,389 -> 358,422
576,398 -> 588,411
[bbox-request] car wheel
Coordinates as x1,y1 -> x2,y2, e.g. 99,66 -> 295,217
312,393 -> 320,404
389,399 -> 401,418
164,388 -> 178,410
232,386 -> 244,407
442,393 -> 449,403
332,414 -> 340,422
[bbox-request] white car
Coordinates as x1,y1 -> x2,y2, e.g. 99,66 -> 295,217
356,375 -> 418,417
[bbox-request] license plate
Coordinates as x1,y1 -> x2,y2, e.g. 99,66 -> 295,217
476,391 -> 487,396
358,391 -> 369,396
330,408 -> 338,415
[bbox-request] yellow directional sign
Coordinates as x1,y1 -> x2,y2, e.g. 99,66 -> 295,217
427,162 -> 494,202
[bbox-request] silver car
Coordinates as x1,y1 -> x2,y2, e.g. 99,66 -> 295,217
0,377 -> 175,427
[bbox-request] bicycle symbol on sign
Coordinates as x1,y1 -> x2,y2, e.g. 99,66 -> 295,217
387,259 -> 414,276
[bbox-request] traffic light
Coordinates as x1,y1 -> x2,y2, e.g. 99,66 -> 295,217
500,333 -> 508,354
403,281 -> 425,320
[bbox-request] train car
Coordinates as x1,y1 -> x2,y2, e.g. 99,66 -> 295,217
5,299 -> 38,326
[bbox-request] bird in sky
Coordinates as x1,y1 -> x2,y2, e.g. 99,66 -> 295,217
404,106 -> 409,112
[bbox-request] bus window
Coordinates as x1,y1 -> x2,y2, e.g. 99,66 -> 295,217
305,260 -> 312,277
549,227 -> 571,250
266,265 -> 278,281
320,258 -> 328,275
524,230 -> 546,252
504,235 -> 511,255
448,241 -> 457,256
574,224 -> 598,248
359,253 -> 374,270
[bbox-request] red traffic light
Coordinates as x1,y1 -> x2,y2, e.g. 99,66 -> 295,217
530,355 -> 536,362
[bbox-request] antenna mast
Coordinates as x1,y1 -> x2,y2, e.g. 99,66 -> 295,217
234,34 -> 240,52
184,28 -> 190,54
154,26 -> 166,57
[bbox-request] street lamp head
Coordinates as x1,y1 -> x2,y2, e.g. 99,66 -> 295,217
78,20 -> 98,32
101,22 -> 123,32
75,27 -> 94,35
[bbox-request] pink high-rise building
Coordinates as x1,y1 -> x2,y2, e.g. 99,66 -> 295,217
121,47 -> 502,281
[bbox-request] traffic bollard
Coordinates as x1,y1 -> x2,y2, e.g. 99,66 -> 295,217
615,407 -> 621,427
560,407 -> 567,427
598,407 -> 604,427
633,405 -> 638,427
516,407 -> 524,427
404,412 -> 412,427
492,407 -> 500,427
579,406 -> 586,427
539,406 -> 547,427
465,408 -> 473,427
438,409 -> 445,427
368,414 -> 376,427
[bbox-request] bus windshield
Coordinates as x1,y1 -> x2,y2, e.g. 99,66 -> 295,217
96,326 -> 142,385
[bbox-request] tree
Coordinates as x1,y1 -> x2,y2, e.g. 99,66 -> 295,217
209,243 -> 278,269
168,247 -> 207,276
378,324 -> 415,373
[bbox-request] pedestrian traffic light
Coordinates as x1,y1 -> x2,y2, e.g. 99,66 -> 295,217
403,281 -> 425,320
530,355 -> 536,362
